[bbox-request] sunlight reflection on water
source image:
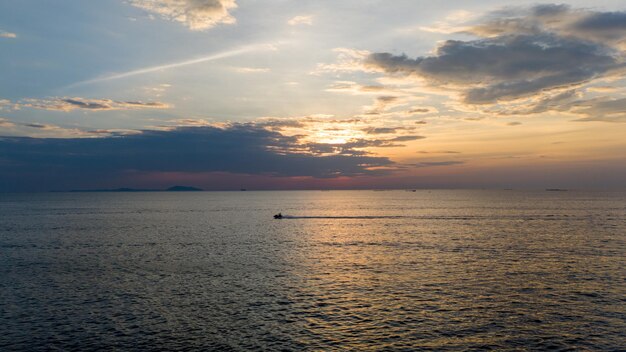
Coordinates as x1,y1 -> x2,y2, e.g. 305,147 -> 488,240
1,190 -> 625,350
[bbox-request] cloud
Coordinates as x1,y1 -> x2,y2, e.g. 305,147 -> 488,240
417,150 -> 460,154
325,81 -> 435,118
129,0 -> 237,30
67,43 -> 275,87
488,89 -> 580,116
417,10 -> 476,34
569,97 -> 626,122
20,97 -> 171,112
314,48 -> 372,74
168,118 -> 213,126
489,91 -> 626,122
304,135 -> 425,156
0,99 -> 13,111
414,161 -> 464,168
507,121 -> 522,126
0,31 -> 16,38
408,108 -> 431,114
464,4 -> 626,47
365,96 -> 402,114
366,34 -> 620,104
288,15 -> 313,26
0,120 -> 98,138
21,123 -> 57,129
326,81 -> 387,95
0,118 -> 15,127
323,4 -> 626,119
252,118 -> 306,130
0,124 -> 398,190
234,67 -> 270,73
363,127 -> 415,135
391,135 -> 424,142
144,83 -> 172,97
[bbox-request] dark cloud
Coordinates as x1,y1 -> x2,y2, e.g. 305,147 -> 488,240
367,34 -> 619,104
0,124 -> 396,191
62,98 -> 110,110
531,4 -> 569,17
21,97 -> 171,111
21,123 -> 50,129
390,135 -> 424,142
408,108 -> 431,114
363,127 -> 416,134
364,127 -> 396,134
363,4 -> 626,107
572,11 -> 626,32
467,4 -> 626,45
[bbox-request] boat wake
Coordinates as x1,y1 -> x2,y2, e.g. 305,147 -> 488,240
278,215 -> 407,219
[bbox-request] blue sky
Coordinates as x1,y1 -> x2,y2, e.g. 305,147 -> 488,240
1,1 -> 626,190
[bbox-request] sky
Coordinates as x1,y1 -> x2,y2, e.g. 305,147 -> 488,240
1,0 -> 626,191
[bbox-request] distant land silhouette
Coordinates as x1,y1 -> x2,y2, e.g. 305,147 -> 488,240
65,185 -> 203,192
166,186 -> 203,192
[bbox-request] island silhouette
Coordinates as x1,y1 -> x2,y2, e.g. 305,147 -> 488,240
66,185 -> 203,192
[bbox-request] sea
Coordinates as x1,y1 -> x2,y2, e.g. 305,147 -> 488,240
1,190 -> 625,351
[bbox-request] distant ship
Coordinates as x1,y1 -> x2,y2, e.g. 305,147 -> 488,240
546,188 -> 568,192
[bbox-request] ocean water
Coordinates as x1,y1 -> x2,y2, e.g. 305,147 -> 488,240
1,190 -> 625,351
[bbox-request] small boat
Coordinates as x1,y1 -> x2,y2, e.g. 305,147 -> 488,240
274,213 -> 283,219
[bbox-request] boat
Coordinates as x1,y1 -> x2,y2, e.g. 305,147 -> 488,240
274,213 -> 283,219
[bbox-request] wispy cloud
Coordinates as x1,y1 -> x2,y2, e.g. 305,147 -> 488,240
21,97 -> 171,112
288,15 -> 313,26
0,117 -> 15,127
0,31 -> 16,38
0,118 -> 98,138
417,150 -> 460,154
129,0 -> 237,31
414,161 -> 464,168
66,43 -> 276,88
233,67 -> 270,73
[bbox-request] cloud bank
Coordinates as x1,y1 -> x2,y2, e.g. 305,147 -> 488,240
0,124 -> 398,191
